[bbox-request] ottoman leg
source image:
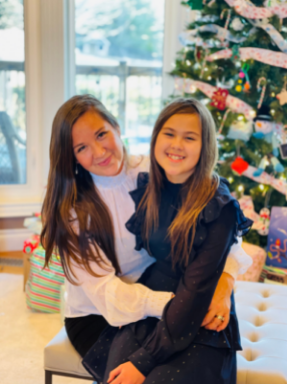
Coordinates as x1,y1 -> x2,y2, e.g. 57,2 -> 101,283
45,370 -> 52,384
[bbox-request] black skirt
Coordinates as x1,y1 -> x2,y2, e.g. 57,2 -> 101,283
65,314 -> 108,358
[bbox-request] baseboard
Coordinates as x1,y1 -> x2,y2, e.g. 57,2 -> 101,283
0,228 -> 33,252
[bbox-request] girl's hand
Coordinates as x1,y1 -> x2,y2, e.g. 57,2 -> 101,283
201,272 -> 234,332
107,362 -> 146,384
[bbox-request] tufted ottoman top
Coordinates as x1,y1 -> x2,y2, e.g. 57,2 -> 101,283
235,281 -> 287,384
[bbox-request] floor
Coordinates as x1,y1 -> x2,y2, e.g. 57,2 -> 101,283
0,253 -> 94,384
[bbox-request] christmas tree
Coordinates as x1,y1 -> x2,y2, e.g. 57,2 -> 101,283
172,0 -> 287,247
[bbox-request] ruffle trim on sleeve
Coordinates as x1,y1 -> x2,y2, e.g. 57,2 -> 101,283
193,177 -> 253,248
125,172 -> 150,251
125,173 -> 253,252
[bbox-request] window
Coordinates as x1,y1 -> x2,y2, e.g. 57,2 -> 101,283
0,0 -> 26,185
74,0 -> 165,154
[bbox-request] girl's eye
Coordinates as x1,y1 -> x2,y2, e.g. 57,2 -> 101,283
164,133 -> 173,137
98,131 -> 107,139
186,137 -> 195,141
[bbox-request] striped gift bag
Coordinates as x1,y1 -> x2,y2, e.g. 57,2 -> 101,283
26,245 -> 65,313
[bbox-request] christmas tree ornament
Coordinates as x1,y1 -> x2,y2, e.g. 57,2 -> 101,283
230,17 -> 245,31
231,156 -> 249,174
279,126 -> 287,159
210,88 -> 229,110
232,45 -> 240,61
185,0 -> 203,10
257,77 -> 267,109
227,119 -> 253,141
253,105 -> 273,135
253,156 -> 269,177
270,155 -> 285,173
276,81 -> 287,106
257,207 -> 270,236
218,108 -> 231,134
220,9 -> 232,42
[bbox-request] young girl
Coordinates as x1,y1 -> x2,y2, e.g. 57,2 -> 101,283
41,95 -> 251,364
82,98 -> 252,384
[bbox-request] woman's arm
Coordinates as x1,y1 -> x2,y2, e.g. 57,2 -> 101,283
224,237 -> 252,279
68,250 -> 173,327
125,203 -> 237,377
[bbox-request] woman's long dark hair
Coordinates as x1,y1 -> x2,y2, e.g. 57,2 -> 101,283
139,98 -> 220,268
41,95 -> 121,283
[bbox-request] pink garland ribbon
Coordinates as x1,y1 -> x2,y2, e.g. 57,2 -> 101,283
224,0 -> 287,19
175,78 -> 255,118
206,48 -> 287,69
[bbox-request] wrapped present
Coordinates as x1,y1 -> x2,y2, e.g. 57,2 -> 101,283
237,242 -> 267,282
260,265 -> 287,285
26,245 -> 65,313
23,235 -> 40,254
266,207 -> 287,268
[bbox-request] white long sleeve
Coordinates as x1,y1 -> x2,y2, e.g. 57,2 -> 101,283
64,156 -> 172,325
67,253 -> 172,327
223,237 -> 253,280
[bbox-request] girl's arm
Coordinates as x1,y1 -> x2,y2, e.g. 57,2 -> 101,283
126,202 -> 237,377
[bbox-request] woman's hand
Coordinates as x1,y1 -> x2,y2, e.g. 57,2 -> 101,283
107,362 -> 146,384
201,272 -> 234,332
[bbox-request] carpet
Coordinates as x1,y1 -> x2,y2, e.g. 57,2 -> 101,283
0,273 -> 93,384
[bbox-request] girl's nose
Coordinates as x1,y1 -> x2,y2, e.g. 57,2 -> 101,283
171,136 -> 183,150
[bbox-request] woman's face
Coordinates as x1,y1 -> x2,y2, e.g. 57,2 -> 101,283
72,110 -> 124,177
154,113 -> 202,184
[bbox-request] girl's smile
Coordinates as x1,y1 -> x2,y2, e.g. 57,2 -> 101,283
154,113 -> 202,184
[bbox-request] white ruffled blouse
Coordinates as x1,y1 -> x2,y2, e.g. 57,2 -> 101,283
64,156 -> 252,326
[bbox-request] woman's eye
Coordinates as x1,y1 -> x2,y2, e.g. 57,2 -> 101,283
98,131 -> 107,139
77,146 -> 86,153
164,133 -> 173,137
186,137 -> 195,141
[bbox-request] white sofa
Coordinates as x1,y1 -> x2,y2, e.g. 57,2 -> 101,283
44,281 -> 287,384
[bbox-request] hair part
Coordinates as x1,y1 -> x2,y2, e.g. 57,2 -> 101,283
140,97 -> 219,268
41,94 -> 122,283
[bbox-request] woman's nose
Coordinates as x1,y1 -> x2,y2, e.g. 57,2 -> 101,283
91,141 -> 106,158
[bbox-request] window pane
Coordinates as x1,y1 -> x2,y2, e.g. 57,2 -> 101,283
75,0 -> 165,154
0,0 -> 26,184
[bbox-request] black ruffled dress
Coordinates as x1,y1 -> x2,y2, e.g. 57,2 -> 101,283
82,173 -> 252,384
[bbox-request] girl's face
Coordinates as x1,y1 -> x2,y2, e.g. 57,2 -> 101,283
154,113 -> 202,184
72,110 -> 124,177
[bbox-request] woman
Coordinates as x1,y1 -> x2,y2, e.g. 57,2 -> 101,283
82,98 -> 252,384
41,95 -> 251,362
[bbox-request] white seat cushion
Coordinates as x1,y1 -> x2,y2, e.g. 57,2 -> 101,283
44,281 -> 287,383
44,326 -> 92,378
235,281 -> 287,384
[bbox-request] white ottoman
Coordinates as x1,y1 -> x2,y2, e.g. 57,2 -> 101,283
235,281 -> 287,384
44,281 -> 287,384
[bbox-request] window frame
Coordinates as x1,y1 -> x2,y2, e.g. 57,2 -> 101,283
0,0 -> 190,217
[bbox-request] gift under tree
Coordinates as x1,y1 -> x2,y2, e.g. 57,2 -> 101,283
172,0 -> 287,247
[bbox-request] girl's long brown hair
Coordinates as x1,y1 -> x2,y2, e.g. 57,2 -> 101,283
41,95 -> 121,283
140,98 -> 220,268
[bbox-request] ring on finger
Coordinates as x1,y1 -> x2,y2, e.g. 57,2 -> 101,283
215,315 -> 225,322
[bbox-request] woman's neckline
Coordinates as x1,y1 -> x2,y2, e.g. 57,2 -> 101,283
90,162 -> 127,188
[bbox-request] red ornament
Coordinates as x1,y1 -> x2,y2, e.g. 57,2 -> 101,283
231,157 -> 249,175
210,88 -> 229,111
